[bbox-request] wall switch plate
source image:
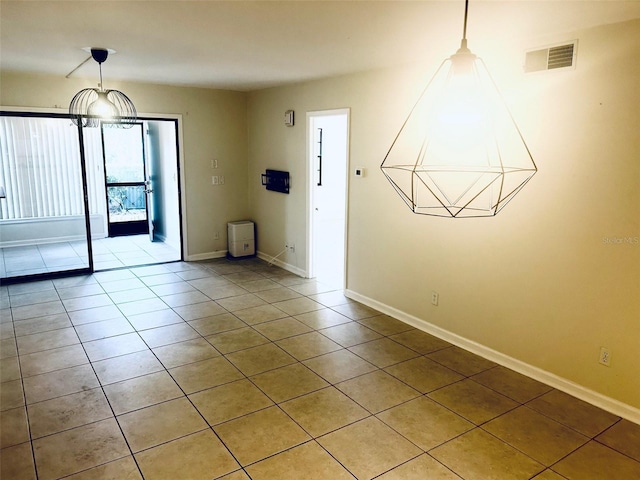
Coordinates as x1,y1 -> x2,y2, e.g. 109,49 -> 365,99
285,110 -> 294,126
219,175 -> 225,185
431,291 -> 439,306
355,167 -> 365,177
212,175 -> 219,185
599,347 -> 611,366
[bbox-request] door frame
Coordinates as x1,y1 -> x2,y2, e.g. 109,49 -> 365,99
99,114 -> 186,261
305,108 -> 351,286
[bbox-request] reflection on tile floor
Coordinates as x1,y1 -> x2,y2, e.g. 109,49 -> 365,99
1,258 -> 639,479
0,235 -> 180,279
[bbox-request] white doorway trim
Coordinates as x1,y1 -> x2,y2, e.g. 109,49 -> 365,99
305,108 -> 350,288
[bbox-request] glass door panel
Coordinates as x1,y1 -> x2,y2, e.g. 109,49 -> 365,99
107,185 -> 147,222
102,123 -> 149,236
0,114 -> 91,280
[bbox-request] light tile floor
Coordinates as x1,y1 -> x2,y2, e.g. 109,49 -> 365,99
1,258 -> 639,479
0,235 -> 180,279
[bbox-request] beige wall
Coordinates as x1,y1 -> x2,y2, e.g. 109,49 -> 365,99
0,72 -> 249,257
247,19 -> 640,413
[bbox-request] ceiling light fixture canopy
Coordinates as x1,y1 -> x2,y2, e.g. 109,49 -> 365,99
381,0 -> 537,218
69,48 -> 137,128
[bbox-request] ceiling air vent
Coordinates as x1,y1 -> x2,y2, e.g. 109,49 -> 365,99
524,40 -> 577,73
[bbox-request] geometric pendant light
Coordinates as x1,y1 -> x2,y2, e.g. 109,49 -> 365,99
69,48 -> 137,128
381,0 -> 537,217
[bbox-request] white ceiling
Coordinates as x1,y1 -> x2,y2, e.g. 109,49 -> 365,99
2,1 -> 640,91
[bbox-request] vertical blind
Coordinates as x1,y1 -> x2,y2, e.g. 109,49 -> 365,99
0,116 -> 106,220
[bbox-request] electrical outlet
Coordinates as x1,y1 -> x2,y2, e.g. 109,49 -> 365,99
211,175 -> 219,185
214,232 -> 219,240
431,291 -> 439,306
290,243 -> 295,253
599,347 -> 611,366
219,175 -> 225,185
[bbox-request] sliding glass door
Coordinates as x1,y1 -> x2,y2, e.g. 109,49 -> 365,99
1,112 -> 183,281
0,114 -> 92,280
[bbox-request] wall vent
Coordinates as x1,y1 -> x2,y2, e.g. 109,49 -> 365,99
524,40 -> 577,73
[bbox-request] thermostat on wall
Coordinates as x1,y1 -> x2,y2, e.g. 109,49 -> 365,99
354,167 -> 365,177
284,110 -> 294,126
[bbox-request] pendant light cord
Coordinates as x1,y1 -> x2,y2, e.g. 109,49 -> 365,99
98,62 -> 104,90
460,0 -> 469,50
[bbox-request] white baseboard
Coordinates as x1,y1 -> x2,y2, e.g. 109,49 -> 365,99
185,250 -> 228,261
257,251 -> 306,277
345,289 -> 640,426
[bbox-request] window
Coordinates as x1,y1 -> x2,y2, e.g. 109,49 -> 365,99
0,115 -> 106,220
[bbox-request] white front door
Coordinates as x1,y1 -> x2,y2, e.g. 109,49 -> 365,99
308,110 -> 349,288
